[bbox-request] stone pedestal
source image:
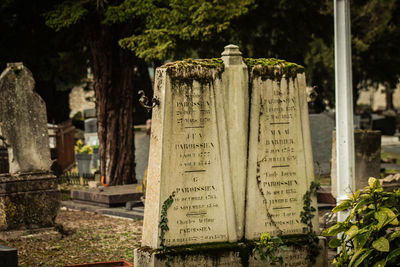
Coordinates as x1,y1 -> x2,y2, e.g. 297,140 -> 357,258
0,172 -> 60,234
134,237 -> 327,267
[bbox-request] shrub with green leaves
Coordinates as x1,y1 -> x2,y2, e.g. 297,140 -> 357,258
254,233 -> 289,266
323,177 -> 400,267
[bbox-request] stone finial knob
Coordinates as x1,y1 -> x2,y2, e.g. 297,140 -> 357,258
221,44 -> 242,56
221,44 -> 243,66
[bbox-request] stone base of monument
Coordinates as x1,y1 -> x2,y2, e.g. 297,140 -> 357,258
70,184 -> 142,207
134,237 -> 327,267
0,172 -> 60,234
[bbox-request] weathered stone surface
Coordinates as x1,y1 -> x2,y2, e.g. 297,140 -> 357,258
0,63 -> 51,173
142,62 -> 237,248
134,237 -> 327,267
309,112 -> 334,175
245,71 -> 318,239
71,184 -> 142,207
0,172 -> 58,194
0,173 -> 60,231
331,130 -> 381,197
84,118 -> 97,133
221,45 -> 248,239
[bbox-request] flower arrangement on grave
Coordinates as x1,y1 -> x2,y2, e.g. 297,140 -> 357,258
74,139 -> 93,154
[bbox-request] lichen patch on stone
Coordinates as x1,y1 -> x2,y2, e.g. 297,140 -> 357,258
244,58 -> 304,80
162,58 -> 224,84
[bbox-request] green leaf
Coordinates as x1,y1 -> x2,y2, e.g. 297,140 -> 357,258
322,223 -> 346,236
345,225 -> 359,240
372,237 -> 390,252
375,211 -> 388,230
379,207 -> 399,225
354,230 -> 372,249
349,248 -> 373,267
332,201 -> 352,213
387,247 -> 400,262
329,238 -> 341,248
372,259 -> 386,267
368,177 -> 379,188
354,190 -> 361,200
388,231 -> 400,241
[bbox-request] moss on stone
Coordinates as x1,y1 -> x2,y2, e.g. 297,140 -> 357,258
244,58 -> 304,80
162,58 -> 224,84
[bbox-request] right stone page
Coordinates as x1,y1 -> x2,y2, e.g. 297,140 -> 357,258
245,59 -> 319,239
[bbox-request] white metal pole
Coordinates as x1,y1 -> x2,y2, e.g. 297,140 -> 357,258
334,0 -> 355,223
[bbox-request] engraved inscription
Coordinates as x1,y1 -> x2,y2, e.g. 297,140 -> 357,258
163,82 -> 228,246
255,79 -> 306,236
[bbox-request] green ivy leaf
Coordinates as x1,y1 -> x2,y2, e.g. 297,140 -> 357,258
387,247 -> 400,262
329,238 -> 341,248
372,237 -> 390,252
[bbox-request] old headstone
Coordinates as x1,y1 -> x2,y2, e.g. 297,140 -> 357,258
309,112 -> 335,175
84,117 -> 99,147
245,59 -> 319,239
0,63 -> 60,237
0,63 -> 51,172
83,108 -> 96,119
84,118 -> 97,133
331,130 -> 381,198
135,48 -> 325,267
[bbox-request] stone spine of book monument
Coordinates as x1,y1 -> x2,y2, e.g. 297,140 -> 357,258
135,46 -> 326,267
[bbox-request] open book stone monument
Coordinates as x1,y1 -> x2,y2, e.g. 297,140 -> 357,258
0,63 -> 60,238
135,46 -> 326,267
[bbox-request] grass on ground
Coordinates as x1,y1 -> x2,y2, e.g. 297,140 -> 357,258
1,210 -> 143,267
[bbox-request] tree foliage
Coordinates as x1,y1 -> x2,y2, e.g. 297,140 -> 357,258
0,0 -> 87,122
44,0 -> 254,185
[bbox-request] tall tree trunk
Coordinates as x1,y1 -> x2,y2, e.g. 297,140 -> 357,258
86,17 -> 137,185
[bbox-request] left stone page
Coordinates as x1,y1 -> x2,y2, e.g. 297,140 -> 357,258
142,61 -> 237,249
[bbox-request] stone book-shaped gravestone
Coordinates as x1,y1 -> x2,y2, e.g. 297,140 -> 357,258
245,60 -> 319,239
0,63 -> 51,173
135,48 -> 325,267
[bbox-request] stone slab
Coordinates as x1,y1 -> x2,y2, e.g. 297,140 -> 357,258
70,185 -> 142,207
135,237 -> 327,267
309,112 -> 334,175
246,73 -> 318,239
0,245 -> 17,267
142,63 -> 237,248
61,201 -> 144,220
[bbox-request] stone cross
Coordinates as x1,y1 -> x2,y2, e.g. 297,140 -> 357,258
0,63 -> 51,173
